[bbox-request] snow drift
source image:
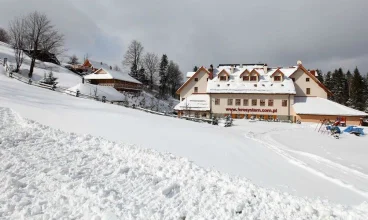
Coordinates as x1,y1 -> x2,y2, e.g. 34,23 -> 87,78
0,107 -> 367,219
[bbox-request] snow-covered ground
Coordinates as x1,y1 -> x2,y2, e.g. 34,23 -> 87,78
1,66 -> 368,219
0,42 -> 82,88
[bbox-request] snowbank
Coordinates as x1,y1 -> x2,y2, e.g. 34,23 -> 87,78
1,107 -> 367,219
65,83 -> 125,101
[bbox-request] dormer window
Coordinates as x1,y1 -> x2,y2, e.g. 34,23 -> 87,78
274,76 -> 281,81
220,76 -> 227,81
250,76 -> 257,81
243,76 -> 249,81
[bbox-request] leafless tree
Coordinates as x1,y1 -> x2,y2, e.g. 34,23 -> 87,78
68,54 -> 79,65
8,17 -> 27,72
25,11 -> 64,77
122,40 -> 144,78
143,52 -> 159,89
0,27 -> 10,43
113,65 -> 121,72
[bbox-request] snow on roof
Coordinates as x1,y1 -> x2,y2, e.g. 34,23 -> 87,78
174,94 -> 210,111
65,83 -> 125,101
89,60 -> 110,70
208,67 -> 296,94
293,97 -> 368,116
186,72 -> 196,78
84,68 -> 142,84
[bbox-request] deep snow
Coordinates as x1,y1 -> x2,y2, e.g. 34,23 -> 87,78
1,65 -> 368,218
1,107 -> 367,219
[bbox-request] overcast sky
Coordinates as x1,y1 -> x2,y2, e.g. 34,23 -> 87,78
1,0 -> 367,74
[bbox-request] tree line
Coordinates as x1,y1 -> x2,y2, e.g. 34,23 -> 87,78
122,40 -> 183,99
1,11 -> 64,77
317,68 -> 368,112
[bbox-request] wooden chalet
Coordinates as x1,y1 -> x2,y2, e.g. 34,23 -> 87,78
84,68 -> 142,92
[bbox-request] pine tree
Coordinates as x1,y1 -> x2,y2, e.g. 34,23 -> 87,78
129,63 -> 138,79
346,70 -> 353,96
349,67 -> 365,111
316,69 -> 324,83
324,71 -> 333,99
159,54 -> 169,98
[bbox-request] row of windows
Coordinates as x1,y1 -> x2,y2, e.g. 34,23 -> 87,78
215,98 -> 288,107
195,87 -> 311,95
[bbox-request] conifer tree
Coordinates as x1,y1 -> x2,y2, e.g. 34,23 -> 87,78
348,67 -> 365,110
316,69 -> 324,83
324,71 -> 333,99
159,54 -> 169,98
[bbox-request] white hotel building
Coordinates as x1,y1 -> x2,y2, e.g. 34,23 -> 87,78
174,61 -> 367,125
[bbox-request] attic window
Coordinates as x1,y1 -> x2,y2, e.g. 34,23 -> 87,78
262,84 -> 265,87
220,76 -> 227,81
227,84 -> 230,87
306,78 -> 310,82
243,76 -> 249,81
281,84 -> 284,86
250,76 -> 257,81
274,76 -> 281,81
217,84 -> 220,87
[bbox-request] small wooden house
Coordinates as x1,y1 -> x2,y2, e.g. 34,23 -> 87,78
84,68 -> 142,92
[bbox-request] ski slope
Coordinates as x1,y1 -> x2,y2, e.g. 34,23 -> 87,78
1,67 -> 368,219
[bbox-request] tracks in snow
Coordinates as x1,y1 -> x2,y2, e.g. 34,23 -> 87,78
245,128 -> 368,200
0,107 -> 367,219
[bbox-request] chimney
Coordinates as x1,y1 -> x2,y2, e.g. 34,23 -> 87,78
230,65 -> 234,74
310,70 -> 316,76
209,64 -> 214,80
297,60 -> 302,66
264,64 -> 268,74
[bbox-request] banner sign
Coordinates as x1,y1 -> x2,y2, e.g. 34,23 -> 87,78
225,108 -> 277,113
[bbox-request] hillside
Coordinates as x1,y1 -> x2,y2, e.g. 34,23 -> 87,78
1,65 -> 368,219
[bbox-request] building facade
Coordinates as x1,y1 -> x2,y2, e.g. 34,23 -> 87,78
175,62 -> 368,125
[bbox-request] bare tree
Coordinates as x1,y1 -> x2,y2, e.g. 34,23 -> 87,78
113,65 -> 121,72
143,52 -> 159,89
0,27 -> 10,43
122,40 -> 144,79
68,54 -> 79,65
25,11 -> 64,77
8,17 -> 27,72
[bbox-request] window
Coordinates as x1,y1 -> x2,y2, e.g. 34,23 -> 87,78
292,78 -> 295,82
260,99 -> 265,106
243,99 -> 249,106
195,112 -> 200,118
306,88 -> 311,95
235,99 -> 241,106
220,76 -> 227,81
252,99 -> 257,106
182,98 -> 185,101
215,98 -> 220,105
306,78 -> 310,82
207,78 -> 209,81
227,99 -> 233,105
274,76 -> 281,81
282,100 -> 288,107
243,75 -> 249,81
268,99 -> 274,106
194,87 -> 198,93
195,78 -> 198,82
250,76 -> 257,81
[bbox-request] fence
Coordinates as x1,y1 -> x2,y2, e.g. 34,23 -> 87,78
1,60 -> 218,126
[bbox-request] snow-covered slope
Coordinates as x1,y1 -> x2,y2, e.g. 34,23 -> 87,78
1,107 -> 367,219
1,66 -> 368,218
65,83 -> 125,101
0,42 -> 82,88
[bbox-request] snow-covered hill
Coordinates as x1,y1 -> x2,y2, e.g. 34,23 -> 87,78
0,42 -> 82,88
1,64 -> 368,219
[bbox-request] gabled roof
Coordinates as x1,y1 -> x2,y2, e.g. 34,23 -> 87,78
289,65 -> 332,96
217,69 -> 230,77
84,68 -> 142,84
249,69 -> 260,76
270,68 -> 284,77
176,66 -> 210,94
239,69 -> 251,77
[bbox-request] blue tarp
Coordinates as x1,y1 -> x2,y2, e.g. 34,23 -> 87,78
326,126 -> 341,134
343,126 -> 365,135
